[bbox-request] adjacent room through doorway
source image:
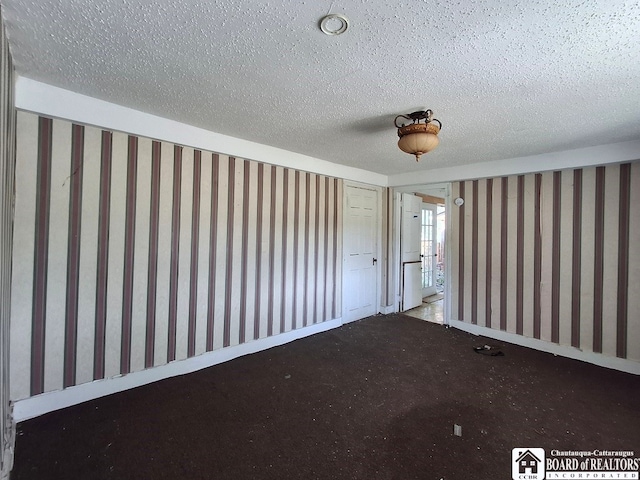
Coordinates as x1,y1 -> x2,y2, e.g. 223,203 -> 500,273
400,185 -> 448,324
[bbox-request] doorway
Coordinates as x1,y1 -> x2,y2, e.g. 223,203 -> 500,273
400,186 -> 448,324
343,184 -> 379,323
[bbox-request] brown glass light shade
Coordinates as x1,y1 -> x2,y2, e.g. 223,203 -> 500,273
397,122 -> 440,162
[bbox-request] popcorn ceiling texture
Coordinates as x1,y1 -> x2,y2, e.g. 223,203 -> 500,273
2,0 -> 640,175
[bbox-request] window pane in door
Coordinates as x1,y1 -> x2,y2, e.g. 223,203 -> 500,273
421,208 -> 434,289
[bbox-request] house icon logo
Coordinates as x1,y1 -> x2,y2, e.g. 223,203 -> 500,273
512,448 -> 545,480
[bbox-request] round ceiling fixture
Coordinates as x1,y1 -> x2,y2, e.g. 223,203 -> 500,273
319,14 -> 349,35
394,110 -> 442,162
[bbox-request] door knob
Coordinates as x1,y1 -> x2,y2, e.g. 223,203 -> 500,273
373,258 -> 377,265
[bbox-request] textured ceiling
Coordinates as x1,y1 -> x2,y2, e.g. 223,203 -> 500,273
2,0 -> 640,176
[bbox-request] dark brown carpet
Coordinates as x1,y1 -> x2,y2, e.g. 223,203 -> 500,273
12,314 -> 640,479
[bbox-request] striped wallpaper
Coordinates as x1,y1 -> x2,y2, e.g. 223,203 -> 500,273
0,9 -> 16,474
450,163 -> 640,361
10,112 -> 343,400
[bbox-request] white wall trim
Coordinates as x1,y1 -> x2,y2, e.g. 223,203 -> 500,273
448,319 -> 640,376
13,319 -> 343,423
388,140 -> 640,187
0,412 -> 14,480
15,77 -> 388,187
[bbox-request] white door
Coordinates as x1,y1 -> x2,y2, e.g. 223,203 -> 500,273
401,193 -> 422,311
421,203 -> 438,298
343,185 -> 378,323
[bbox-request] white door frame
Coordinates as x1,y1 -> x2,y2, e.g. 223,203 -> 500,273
342,181 -> 383,323
392,183 -> 453,324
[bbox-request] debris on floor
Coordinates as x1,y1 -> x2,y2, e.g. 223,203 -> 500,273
473,345 -> 504,356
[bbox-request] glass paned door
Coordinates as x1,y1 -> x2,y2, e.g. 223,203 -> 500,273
421,203 -> 437,297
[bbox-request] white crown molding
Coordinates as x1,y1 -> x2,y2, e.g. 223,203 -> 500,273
15,77 -> 388,187
389,140 -> 640,187
12,318 -> 343,422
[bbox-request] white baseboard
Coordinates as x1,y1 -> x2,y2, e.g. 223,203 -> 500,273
380,305 -> 396,315
447,319 -> 640,375
13,319 -> 343,423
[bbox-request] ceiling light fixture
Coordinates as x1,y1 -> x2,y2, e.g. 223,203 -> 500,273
319,14 -> 349,35
394,110 -> 442,161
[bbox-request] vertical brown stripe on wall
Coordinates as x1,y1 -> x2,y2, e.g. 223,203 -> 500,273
323,177 -> 330,322
551,171 -> 562,343
145,141 -> 161,368
31,116 -> 52,395
168,146 -> 182,361
593,166 -> 605,353
291,170 -> 300,330
533,174 -> 542,339
313,175 -> 320,324
303,172 -> 311,326
206,154 -> 219,351
188,151 -> 201,356
571,169 -> 583,348
279,168 -> 289,333
94,131 -> 112,380
457,181 -> 465,321
223,157 -> 236,348
239,159 -> 250,344
120,135 -> 138,375
267,166 -> 276,336
253,163 -> 264,340
616,163 -> 630,358
485,178 -> 493,328
471,180 -> 478,325
516,175 -> 525,335
500,177 -> 508,331
63,124 -> 84,388
332,178 -> 338,319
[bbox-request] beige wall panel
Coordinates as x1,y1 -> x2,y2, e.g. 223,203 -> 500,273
449,182 -> 460,320
294,172 -> 306,327
44,119 -> 72,393
212,156 -> 229,349
627,162 -> 640,361
538,171 -> 554,342
305,174 -> 317,325
315,176 -> 327,324
194,155 -> 212,356
257,165 -> 272,338
335,180 -> 343,317
324,178 -> 336,323
75,125 -> 101,385
175,148 -> 194,360
601,164 -> 620,357
153,141 -> 174,366
522,174 -> 536,338
270,167 -> 284,335
242,160 -> 258,344
579,167 -> 596,350
104,132 -> 129,378
129,138 -> 152,373
506,176 -> 519,333
10,112 -> 38,400
558,170 -> 575,346
227,158 -> 245,346
283,168 -> 296,331
489,179 -> 502,330
463,181 -> 474,324
475,180 -> 488,327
